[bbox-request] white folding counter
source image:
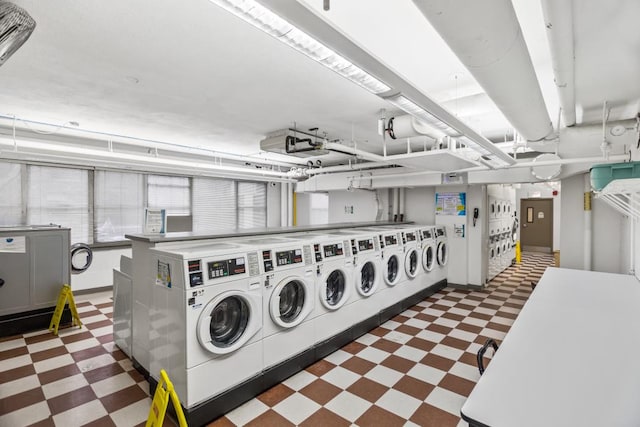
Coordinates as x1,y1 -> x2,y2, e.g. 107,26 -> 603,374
461,267 -> 640,427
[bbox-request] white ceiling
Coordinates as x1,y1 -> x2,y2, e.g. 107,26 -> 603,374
1,0 -> 638,167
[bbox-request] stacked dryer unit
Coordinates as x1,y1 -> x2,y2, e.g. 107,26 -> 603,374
488,197 -> 516,281
148,241 -> 264,418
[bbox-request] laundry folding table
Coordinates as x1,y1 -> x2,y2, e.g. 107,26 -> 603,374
461,267 -> 640,427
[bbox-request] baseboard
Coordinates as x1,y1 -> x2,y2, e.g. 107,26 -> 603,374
0,306 -> 72,338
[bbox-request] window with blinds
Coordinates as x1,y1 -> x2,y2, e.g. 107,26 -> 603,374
147,175 -> 191,216
27,165 -> 90,243
94,171 -> 144,242
238,182 -> 267,229
0,162 -> 23,226
192,177 -> 236,232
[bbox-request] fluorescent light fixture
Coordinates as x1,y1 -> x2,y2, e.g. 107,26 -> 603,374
209,0 -> 391,95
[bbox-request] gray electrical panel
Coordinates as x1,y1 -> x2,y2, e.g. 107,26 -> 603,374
0,226 -> 70,317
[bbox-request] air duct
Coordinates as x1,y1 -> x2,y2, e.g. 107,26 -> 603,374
0,1 -> 36,67
413,0 -> 554,142
387,115 -> 444,142
541,0 -> 576,127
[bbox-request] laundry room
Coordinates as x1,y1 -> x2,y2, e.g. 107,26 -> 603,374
1,1 -> 640,426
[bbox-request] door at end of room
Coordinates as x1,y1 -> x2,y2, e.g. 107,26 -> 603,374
520,198 -> 553,253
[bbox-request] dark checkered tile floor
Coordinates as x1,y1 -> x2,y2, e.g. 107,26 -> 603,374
0,252 -> 554,426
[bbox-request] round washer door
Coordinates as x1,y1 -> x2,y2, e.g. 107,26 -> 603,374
384,254 -> 401,286
436,241 -> 448,266
270,277 -> 312,328
405,248 -> 419,279
357,261 -> 377,297
197,291 -> 260,355
320,268 -> 350,310
422,244 -> 435,272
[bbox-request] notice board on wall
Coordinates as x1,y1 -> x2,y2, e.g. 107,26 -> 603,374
435,192 -> 466,216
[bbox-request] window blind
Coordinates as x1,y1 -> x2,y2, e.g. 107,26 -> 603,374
238,182 -> 267,229
27,165 -> 90,243
147,175 -> 191,216
94,171 -> 144,242
192,177 -> 236,232
0,162 -> 23,226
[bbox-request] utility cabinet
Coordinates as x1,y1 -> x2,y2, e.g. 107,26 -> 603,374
0,226 -> 70,321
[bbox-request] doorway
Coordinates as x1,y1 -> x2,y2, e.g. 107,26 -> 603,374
520,198 -> 553,253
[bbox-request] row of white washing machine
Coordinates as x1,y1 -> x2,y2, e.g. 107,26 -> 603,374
146,224 -> 449,424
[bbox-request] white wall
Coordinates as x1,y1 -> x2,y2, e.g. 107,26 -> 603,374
71,248 -> 131,291
267,182 -> 281,227
434,185 -> 486,287
404,187 -> 436,224
328,189 -> 388,223
560,173 -> 629,273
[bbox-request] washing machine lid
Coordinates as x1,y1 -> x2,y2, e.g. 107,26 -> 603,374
422,244 -> 435,272
270,277 -> 312,328
358,261 -> 377,296
437,241 -> 448,266
321,269 -> 348,309
384,253 -> 400,285
198,291 -> 259,355
405,248 -> 419,278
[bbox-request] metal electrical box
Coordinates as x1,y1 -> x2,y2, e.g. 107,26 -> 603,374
0,226 -> 71,323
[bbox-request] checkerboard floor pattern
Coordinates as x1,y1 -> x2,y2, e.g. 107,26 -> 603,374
0,252 -> 554,426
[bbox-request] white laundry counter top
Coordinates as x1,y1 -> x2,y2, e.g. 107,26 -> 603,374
461,267 -> 640,427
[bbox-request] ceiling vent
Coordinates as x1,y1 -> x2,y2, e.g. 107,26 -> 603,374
260,128 -> 329,158
0,1 -> 36,67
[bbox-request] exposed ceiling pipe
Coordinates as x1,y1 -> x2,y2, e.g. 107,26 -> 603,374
324,141 -> 386,162
0,114 -> 301,169
254,0 -> 515,166
304,160 -> 392,175
541,0 -> 576,127
386,114 -> 444,142
413,0 -> 554,142
348,154 -> 629,182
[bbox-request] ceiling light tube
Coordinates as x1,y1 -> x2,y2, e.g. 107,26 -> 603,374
209,0 -> 391,95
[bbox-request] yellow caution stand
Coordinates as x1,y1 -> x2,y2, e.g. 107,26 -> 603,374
147,369 -> 188,427
49,284 -> 82,335
515,241 -> 522,264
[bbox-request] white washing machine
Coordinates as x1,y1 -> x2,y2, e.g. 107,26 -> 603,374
433,225 -> 448,284
371,229 -> 405,312
236,236 -> 316,371
418,226 -> 438,290
148,242 -> 263,409
399,228 -> 422,301
310,234 -> 356,345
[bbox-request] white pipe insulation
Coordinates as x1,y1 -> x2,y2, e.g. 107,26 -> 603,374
584,173 -> 592,270
280,183 -> 288,226
387,115 -> 445,141
412,0 -> 554,142
287,183 -> 294,227
540,0 -> 576,127
392,188 -> 399,221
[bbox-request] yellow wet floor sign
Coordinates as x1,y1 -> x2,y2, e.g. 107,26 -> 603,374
147,369 -> 188,427
49,284 -> 82,335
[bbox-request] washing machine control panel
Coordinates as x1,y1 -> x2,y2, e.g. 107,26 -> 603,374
275,249 -> 303,266
323,243 -> 344,258
262,250 -> 274,272
421,229 -> 433,241
313,244 -> 322,262
405,232 -> 417,242
436,227 -> 446,237
207,257 -> 246,280
188,260 -> 203,287
383,234 -> 398,247
357,238 -> 374,252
